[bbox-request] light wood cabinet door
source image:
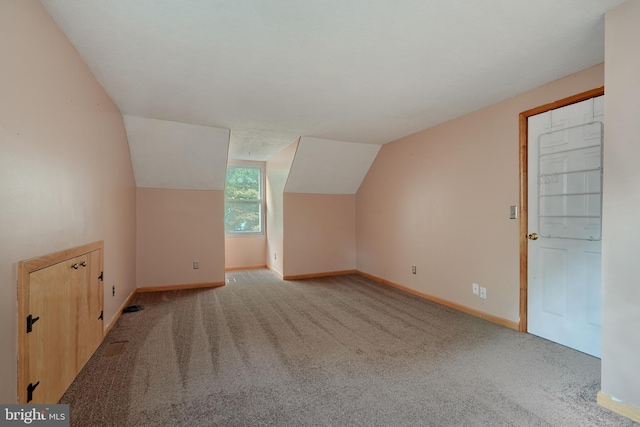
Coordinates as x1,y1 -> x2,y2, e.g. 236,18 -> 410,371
76,249 -> 104,370
19,242 -> 104,404
27,256 -> 84,404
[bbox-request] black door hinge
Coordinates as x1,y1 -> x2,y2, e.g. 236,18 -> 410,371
27,381 -> 39,403
98,271 -> 104,281
26,314 -> 40,333
98,310 -> 103,320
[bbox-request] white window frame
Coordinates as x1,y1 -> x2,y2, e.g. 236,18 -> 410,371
224,163 -> 265,236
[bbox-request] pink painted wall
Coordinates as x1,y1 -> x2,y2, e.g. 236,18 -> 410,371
136,188 -> 225,287
284,193 -> 356,277
225,236 -> 266,269
602,0 -> 640,410
357,64 -> 604,322
0,0 -> 136,403
266,141 -> 298,276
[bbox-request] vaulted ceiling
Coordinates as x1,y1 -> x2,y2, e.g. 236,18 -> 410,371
41,0 -> 623,191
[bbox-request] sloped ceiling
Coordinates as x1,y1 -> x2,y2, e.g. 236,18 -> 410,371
285,138 -> 381,194
125,115 -> 229,190
41,0 -> 623,191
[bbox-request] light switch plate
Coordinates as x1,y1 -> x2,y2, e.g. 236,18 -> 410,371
510,205 -> 518,219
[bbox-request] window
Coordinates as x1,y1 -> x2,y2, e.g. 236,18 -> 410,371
224,164 -> 264,234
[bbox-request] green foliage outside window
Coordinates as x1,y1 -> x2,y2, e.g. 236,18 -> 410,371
225,166 -> 262,233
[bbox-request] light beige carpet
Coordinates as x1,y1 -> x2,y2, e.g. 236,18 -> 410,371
61,269 -> 636,426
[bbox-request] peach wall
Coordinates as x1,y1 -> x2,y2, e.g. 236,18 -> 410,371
225,236 -> 266,269
266,140 -> 298,276
0,0 -> 136,403
284,193 -> 356,277
602,0 -> 640,410
357,64 -> 604,322
136,188 -> 225,287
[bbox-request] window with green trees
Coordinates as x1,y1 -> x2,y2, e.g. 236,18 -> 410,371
224,165 -> 264,234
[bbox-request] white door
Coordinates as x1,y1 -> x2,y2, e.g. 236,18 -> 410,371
527,96 -> 603,357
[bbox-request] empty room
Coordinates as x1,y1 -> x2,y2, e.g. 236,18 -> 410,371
1,0 -> 639,426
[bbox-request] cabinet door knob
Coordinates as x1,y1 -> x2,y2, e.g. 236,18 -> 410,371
71,263 -> 79,269
80,261 -> 87,267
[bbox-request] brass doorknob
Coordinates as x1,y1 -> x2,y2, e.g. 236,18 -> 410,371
527,233 -> 539,240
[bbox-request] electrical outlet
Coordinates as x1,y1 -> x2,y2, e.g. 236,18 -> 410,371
193,260 -> 199,269
112,285 -> 115,297
412,265 -> 417,274
480,287 -> 487,299
472,283 -> 479,295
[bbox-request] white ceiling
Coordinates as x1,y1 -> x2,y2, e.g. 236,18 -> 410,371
125,115 -> 229,190
286,138 -> 381,194
42,0 -> 622,161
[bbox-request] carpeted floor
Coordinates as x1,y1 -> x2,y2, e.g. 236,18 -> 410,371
61,269 -> 636,426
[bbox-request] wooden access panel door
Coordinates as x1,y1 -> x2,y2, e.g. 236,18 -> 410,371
18,242 -> 104,404
27,255 -> 85,403
77,249 -> 104,366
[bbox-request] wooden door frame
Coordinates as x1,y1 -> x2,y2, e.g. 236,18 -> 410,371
518,87 -> 604,332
